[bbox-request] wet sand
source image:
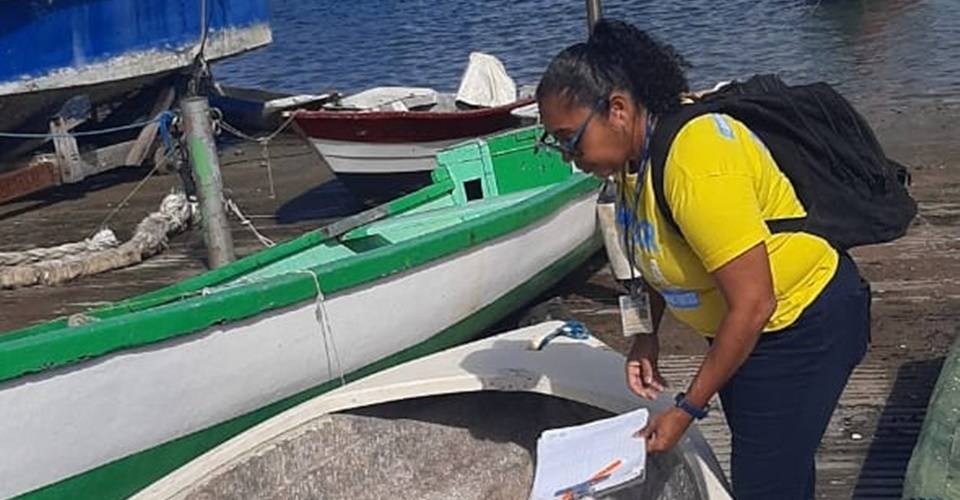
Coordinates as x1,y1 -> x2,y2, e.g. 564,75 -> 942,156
0,100 -> 956,499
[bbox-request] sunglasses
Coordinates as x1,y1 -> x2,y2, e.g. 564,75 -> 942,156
537,99 -> 606,157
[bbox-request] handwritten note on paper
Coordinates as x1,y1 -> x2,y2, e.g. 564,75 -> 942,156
530,407 -> 649,499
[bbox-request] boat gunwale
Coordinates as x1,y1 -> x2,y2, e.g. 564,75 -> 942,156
292,98 -> 534,122
0,179 -> 458,343
0,174 -> 600,383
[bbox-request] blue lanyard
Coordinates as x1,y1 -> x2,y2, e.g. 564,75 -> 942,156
618,112 -> 656,293
618,113 -> 656,210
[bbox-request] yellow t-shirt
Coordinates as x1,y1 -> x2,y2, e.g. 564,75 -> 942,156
617,113 -> 838,336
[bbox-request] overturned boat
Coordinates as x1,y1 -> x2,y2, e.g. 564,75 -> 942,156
0,126 -> 602,499
136,321 -> 732,499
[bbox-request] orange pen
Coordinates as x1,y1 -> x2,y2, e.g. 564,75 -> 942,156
555,459 -> 624,499
590,459 -> 622,481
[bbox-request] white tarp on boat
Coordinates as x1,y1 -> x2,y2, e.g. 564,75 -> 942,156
456,52 -> 517,108
338,87 -> 439,112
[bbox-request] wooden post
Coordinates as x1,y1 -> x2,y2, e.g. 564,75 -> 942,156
586,0 -> 602,34
180,97 -> 235,268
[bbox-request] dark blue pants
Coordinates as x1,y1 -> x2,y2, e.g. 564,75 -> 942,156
718,254 -> 870,499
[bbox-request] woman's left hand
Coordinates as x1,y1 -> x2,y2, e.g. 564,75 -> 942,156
635,407 -> 693,453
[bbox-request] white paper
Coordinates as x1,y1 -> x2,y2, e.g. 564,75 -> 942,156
530,408 -> 649,499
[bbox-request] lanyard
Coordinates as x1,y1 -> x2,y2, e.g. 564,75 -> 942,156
618,112 -> 656,298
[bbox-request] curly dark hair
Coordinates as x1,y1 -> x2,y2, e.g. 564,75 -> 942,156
536,19 -> 690,116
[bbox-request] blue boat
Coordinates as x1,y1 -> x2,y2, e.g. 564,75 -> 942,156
0,0 -> 271,166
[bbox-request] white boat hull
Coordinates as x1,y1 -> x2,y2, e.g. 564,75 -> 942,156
307,137 -> 461,175
136,321 -> 731,499
0,192 -> 598,499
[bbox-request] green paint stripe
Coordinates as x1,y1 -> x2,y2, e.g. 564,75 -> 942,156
188,137 -> 215,186
0,176 -> 599,382
18,234 -> 602,500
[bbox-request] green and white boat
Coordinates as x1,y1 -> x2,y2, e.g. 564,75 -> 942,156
0,126 -> 602,499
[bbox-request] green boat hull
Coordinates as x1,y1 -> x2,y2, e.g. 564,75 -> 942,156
903,335 -> 960,499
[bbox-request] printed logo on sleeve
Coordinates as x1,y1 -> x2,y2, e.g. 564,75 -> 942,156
711,114 -> 735,140
661,289 -> 701,309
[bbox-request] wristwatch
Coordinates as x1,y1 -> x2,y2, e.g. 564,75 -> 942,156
674,392 -> 709,420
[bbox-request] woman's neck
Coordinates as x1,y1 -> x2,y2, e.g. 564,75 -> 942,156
627,109 -> 653,172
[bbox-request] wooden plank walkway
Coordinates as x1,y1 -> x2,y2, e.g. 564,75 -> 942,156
658,354 -> 941,499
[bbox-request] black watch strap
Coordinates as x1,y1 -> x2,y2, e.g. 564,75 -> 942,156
674,392 -> 709,420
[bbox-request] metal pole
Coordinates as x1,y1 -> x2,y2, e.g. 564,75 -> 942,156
586,0 -> 602,35
180,96 -> 236,268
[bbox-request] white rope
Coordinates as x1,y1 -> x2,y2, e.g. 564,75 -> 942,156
219,112 -> 297,145
0,228 -> 119,267
217,113 -> 298,199
67,313 -> 99,328
1,191 -> 196,289
300,269 -> 346,387
225,198 -> 276,247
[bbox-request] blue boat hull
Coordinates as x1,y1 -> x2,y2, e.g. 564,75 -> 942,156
0,0 -> 271,164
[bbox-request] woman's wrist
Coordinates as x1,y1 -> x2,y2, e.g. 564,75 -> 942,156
629,334 -> 660,369
630,332 -> 659,351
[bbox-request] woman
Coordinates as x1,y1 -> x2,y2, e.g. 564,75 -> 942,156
536,19 -> 870,500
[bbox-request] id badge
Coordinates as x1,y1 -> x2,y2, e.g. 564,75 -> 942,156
619,292 -> 653,336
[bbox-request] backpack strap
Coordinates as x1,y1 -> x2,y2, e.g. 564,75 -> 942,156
648,103 -> 712,239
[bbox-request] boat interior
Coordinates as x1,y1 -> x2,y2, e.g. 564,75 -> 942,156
166,392 -> 712,500
221,126 -> 578,286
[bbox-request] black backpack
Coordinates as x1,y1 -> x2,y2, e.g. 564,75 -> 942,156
649,74 -> 917,250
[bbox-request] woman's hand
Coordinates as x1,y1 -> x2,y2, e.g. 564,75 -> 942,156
625,334 -> 667,400
635,407 -> 693,453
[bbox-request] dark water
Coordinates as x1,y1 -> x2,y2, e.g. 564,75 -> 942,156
215,0 -> 960,104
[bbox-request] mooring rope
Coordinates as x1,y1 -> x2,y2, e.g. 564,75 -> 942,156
216,112 -> 298,199
0,229 -> 119,267
225,198 -> 276,247
0,111 -> 175,140
0,192 -> 195,289
84,111 -> 182,239
88,160 -> 167,239
300,268 -> 347,387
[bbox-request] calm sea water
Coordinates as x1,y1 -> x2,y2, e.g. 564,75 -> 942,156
215,0 -> 960,104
